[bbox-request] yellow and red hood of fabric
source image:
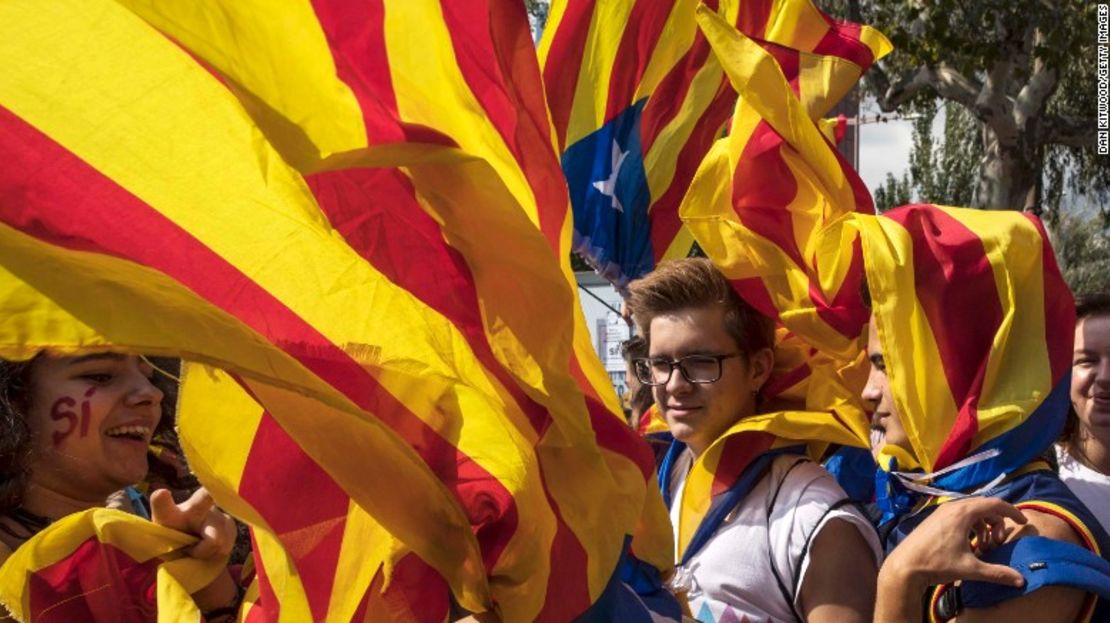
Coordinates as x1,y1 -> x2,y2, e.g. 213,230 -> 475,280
854,204 -> 1075,473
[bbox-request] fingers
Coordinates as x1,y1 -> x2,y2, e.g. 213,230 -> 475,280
178,488 -> 216,527
188,510 -> 236,561
959,560 -> 1026,588
960,497 -> 1027,526
149,487 -> 184,530
150,487 -> 234,562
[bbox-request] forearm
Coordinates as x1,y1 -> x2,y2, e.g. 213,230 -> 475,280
874,564 -> 926,623
192,569 -> 241,622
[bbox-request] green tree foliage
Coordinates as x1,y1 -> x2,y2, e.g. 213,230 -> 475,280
870,100 -> 982,211
841,0 -> 1104,216
524,0 -> 550,39
906,100 -> 982,207
1050,210 -> 1110,296
872,172 -> 912,213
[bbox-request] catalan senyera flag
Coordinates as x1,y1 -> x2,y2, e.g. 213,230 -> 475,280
539,0 -> 747,289
0,1 -> 672,621
0,509 -> 223,622
177,364 -> 452,623
854,204 -> 1075,481
679,1 -> 890,421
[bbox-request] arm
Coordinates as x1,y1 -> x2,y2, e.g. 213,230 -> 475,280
799,517 -> 878,623
876,497 -> 1027,623
953,508 -> 1087,623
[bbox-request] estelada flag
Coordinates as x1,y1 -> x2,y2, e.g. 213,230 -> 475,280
0,0 -> 672,620
0,509 -> 223,622
540,0 -> 744,289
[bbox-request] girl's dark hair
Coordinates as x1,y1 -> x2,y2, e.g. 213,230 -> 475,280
0,357 -> 38,514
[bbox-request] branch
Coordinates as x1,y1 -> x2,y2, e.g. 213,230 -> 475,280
1015,29 -> 1059,126
976,57 -> 1017,144
876,63 -> 980,113
1041,114 -> 1095,147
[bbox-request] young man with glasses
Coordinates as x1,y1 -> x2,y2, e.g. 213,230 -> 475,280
627,258 -> 879,623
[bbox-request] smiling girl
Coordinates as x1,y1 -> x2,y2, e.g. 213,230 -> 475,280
0,352 -> 241,621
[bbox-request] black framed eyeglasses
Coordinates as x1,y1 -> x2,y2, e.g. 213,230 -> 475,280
632,353 -> 742,386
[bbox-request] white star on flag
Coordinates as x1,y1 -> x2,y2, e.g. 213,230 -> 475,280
592,140 -> 628,213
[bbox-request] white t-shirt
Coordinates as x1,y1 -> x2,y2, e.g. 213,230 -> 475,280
667,453 -> 882,623
1057,445 -> 1110,535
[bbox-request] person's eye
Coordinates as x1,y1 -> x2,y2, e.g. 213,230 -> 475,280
80,372 -> 113,384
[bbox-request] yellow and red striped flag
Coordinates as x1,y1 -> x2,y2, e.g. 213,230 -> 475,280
679,0 -> 890,421
0,509 -> 223,622
0,0 -> 673,620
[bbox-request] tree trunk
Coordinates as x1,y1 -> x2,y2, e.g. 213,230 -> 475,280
975,123 -> 1041,211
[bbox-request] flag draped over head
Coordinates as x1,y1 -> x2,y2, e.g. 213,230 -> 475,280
0,509 -> 223,622
854,205 -> 1075,502
655,0 -> 891,551
678,0 -> 890,432
0,0 -> 674,620
540,0 -> 751,290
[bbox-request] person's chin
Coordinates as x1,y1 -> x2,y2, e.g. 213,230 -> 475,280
667,421 -> 699,445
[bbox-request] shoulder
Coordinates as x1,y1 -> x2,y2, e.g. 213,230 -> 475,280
763,456 -> 882,572
766,455 -> 857,512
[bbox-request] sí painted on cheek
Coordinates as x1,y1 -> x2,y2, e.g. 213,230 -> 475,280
50,388 -> 95,446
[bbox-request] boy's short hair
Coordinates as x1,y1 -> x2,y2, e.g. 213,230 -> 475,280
626,258 -> 774,355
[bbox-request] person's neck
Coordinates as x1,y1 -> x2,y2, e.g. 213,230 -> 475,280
1074,427 -> 1110,475
20,479 -> 103,521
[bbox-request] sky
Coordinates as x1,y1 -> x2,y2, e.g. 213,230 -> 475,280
858,116 -> 914,192
856,96 -> 924,194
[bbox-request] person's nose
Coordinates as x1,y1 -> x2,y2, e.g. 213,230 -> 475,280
126,372 -> 164,408
861,368 -> 882,408
664,361 -> 694,396
1095,356 -> 1110,388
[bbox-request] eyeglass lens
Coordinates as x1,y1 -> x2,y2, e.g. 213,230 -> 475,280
635,355 -> 722,385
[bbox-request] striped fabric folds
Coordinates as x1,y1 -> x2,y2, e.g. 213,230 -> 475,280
0,0 -> 672,620
539,0 -> 745,289
856,205 -> 1075,478
177,365 -> 452,623
0,509 -> 224,622
678,0 -> 890,440
666,404 -> 869,564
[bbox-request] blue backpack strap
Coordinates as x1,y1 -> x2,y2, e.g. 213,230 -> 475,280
657,437 -> 687,510
959,536 -> 1110,608
125,485 -> 150,519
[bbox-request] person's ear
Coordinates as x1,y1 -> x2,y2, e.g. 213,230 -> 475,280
748,347 -> 774,390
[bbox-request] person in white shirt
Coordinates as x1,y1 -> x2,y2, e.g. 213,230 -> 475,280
1058,292 -> 1110,532
627,258 -> 880,623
